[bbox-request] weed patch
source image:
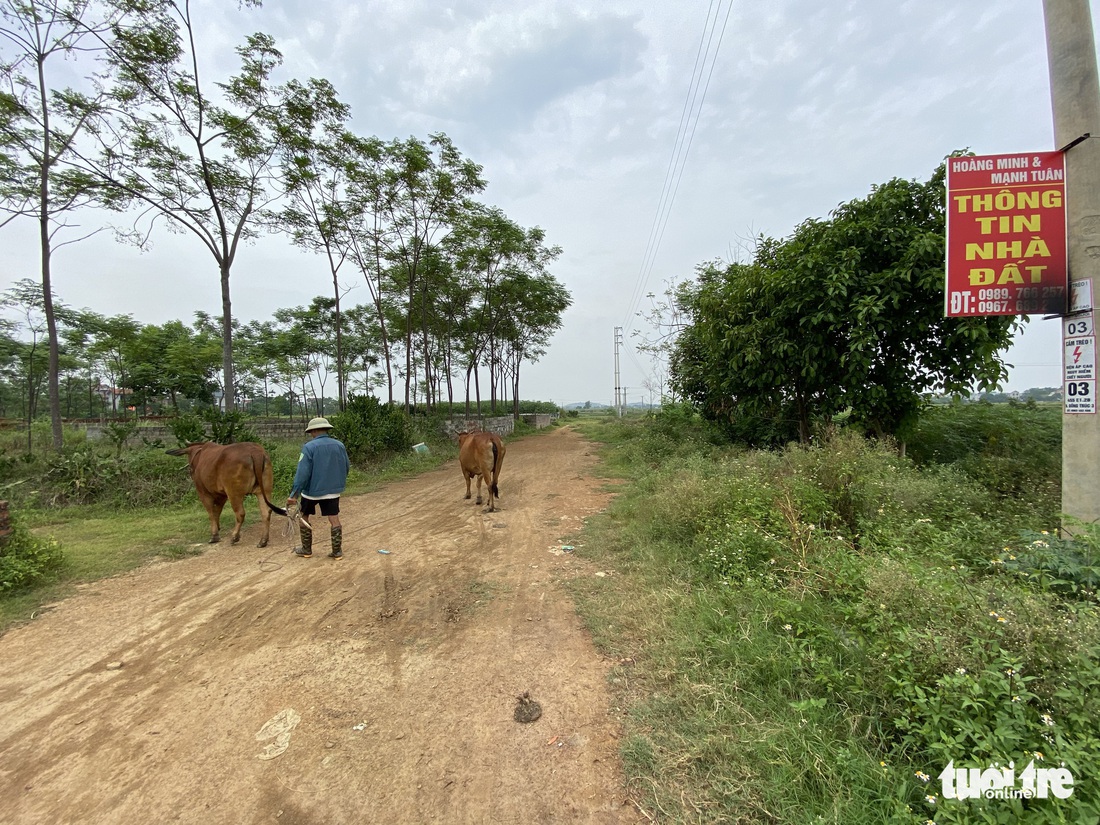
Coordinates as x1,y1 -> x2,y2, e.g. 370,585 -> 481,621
571,411 -> 1097,823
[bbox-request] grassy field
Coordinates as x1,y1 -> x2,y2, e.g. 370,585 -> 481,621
566,404 -> 1098,824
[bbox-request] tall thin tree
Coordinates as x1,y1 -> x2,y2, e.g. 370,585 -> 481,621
82,0 -> 289,410
375,133 -> 484,412
0,0 -> 125,447
270,77 -> 354,408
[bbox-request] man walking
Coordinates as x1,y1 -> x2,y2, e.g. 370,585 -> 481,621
288,417 -> 350,559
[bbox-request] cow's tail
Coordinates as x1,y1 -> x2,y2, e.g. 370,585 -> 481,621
490,440 -> 502,499
254,454 -> 288,516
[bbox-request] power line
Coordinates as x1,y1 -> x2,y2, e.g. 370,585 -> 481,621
622,0 -> 720,328
621,0 -> 734,332
625,343 -> 655,390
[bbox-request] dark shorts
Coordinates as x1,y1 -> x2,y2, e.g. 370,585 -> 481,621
300,497 -> 340,517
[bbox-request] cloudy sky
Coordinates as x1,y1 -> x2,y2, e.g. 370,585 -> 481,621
1,0 -> 1088,405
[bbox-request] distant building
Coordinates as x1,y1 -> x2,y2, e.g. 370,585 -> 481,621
94,383 -> 131,412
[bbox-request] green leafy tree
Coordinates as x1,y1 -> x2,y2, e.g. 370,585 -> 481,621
0,0 -> 127,447
375,133 -> 485,412
670,261 -> 811,445
236,319 -> 279,415
123,319 -> 220,411
446,206 -> 564,415
496,267 -> 571,419
339,134 -> 396,402
0,319 -> 24,417
423,248 -> 475,409
447,205 -> 529,413
273,299 -> 337,417
340,303 -> 385,398
670,162 -> 1018,445
404,241 -> 457,409
1,278 -> 54,448
65,308 -> 139,415
56,305 -> 108,417
85,0 -> 290,410
270,77 -> 355,408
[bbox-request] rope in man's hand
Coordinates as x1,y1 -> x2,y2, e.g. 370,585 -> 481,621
281,501 -> 301,539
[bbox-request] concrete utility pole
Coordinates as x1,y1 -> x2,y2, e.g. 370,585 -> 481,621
613,327 -> 623,416
1044,0 -> 1100,528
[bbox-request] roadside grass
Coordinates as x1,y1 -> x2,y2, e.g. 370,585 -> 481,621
568,407 -> 1099,824
1,506 -> 205,631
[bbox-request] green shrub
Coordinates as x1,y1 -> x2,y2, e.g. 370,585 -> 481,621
261,444 -> 300,499
890,625 -> 1100,824
166,409 -> 258,446
38,445 -> 197,509
104,419 -> 139,458
201,408 -> 258,444
44,445 -> 121,506
0,513 -> 63,592
577,411 -> 1100,821
909,400 -> 1061,514
997,525 -> 1100,603
332,395 -> 411,459
112,448 -> 197,508
695,515 -> 786,588
167,412 -> 206,446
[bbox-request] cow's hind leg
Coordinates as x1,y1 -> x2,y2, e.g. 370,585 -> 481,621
474,473 -> 484,505
205,494 -> 226,543
485,472 -> 497,511
464,471 -> 473,500
256,493 -> 272,548
229,495 -> 247,544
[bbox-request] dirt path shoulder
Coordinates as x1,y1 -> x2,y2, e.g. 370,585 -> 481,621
0,426 -> 641,825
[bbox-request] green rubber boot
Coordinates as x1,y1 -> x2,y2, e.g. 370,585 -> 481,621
328,527 -> 343,559
294,521 -> 313,558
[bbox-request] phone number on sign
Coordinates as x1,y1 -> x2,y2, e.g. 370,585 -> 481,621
949,287 -> 1063,315
948,291 -> 1012,314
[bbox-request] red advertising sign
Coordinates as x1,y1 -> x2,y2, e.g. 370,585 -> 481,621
945,152 -> 1068,317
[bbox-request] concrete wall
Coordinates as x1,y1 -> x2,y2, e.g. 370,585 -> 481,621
519,414 -> 555,429
442,414 -> 556,437
82,419 -> 312,443
80,413 -> 555,444
441,416 -> 516,437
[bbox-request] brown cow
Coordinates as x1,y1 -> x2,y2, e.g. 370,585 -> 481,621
457,430 -> 506,512
166,442 -> 287,547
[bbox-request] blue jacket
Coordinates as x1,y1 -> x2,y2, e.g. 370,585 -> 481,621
290,433 -> 350,499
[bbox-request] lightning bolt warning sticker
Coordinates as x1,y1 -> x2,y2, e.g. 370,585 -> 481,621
1063,327 -> 1096,414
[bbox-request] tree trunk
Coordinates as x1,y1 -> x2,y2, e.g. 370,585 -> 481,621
404,278 -> 415,413
796,391 -> 810,445
36,55 -> 63,450
332,270 -> 346,411
512,356 -> 521,420
220,262 -> 235,411
474,367 -> 482,417
41,226 -> 63,450
464,363 -> 474,418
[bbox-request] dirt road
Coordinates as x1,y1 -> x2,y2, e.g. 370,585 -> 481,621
0,427 -> 642,824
